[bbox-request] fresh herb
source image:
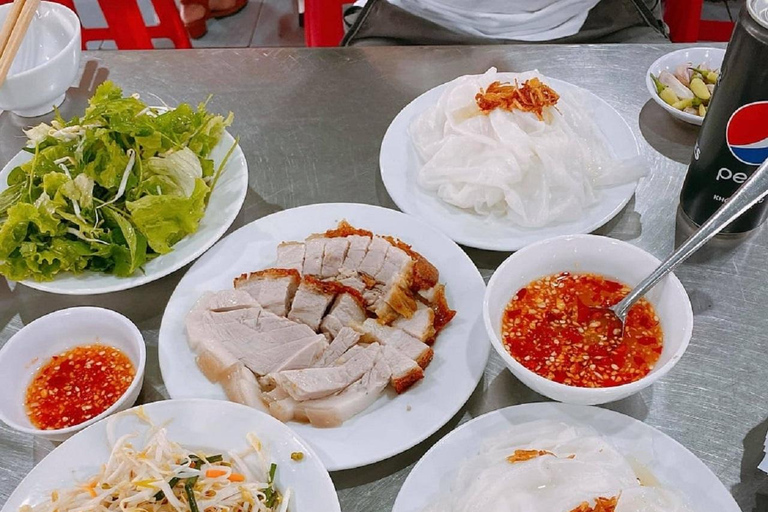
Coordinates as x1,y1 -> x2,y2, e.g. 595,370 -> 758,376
0,80 -> 234,282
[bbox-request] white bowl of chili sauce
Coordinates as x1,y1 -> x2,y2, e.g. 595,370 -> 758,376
0,307 -> 146,441
484,235 -> 693,405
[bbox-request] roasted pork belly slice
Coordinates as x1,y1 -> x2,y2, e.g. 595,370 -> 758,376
375,245 -> 413,285
320,292 -> 367,337
320,237 -> 350,278
268,396 -> 300,423
288,277 -> 337,331
186,308 -> 262,351
378,283 -> 417,319
314,327 -> 361,367
334,344 -> 366,365
267,334 -> 328,373
392,302 -> 436,343
261,322 -> 317,344
233,268 -> 301,316
423,283 -> 456,334
302,237 -> 327,276
301,351 -> 391,428
195,337 -> 241,383
230,335 -> 327,376
382,236 -> 439,291
253,310 -> 298,332
341,235 -> 372,271
334,269 -> 367,292
221,364 -> 268,412
359,319 -> 433,369
192,290 -> 260,313
269,344 -> 379,401
381,345 -> 424,393
276,242 -> 305,272
357,236 -> 390,277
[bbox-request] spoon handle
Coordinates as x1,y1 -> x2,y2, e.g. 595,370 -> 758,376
614,157 -> 768,319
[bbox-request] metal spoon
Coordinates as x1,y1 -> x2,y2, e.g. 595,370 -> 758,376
603,157 -> 768,333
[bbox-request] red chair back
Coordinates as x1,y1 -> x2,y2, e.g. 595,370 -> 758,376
304,0 -> 345,47
1,0 -> 192,49
664,0 -> 735,42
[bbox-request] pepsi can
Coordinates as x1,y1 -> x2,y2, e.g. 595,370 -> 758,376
679,0 -> 768,233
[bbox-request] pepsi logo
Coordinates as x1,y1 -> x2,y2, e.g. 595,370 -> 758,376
726,101 -> 768,166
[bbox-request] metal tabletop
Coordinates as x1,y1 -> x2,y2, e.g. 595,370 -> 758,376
0,44 -> 765,512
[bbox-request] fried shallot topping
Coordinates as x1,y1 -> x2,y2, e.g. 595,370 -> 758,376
569,496 -> 619,512
506,449 -> 555,463
475,78 -> 560,120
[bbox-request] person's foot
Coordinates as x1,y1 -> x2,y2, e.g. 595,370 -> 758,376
180,1 -> 206,24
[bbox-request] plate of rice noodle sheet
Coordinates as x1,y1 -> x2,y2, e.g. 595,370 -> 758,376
380,68 -> 646,251
393,403 -> 740,512
0,399 -> 340,512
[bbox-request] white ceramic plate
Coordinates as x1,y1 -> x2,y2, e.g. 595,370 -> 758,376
158,203 -> 489,471
380,74 -> 641,251
0,128 -> 248,295
393,402 -> 739,512
0,399 -> 341,512
646,47 -> 726,126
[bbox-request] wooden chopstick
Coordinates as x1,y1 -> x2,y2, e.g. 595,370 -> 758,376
0,0 -> 25,58
0,0 -> 41,88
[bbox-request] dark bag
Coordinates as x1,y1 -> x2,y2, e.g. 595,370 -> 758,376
343,0 -> 668,46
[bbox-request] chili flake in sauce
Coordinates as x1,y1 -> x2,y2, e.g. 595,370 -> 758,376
502,272 -> 663,388
25,344 -> 135,430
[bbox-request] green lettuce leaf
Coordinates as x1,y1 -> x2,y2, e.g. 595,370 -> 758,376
127,178 -> 209,254
145,147 -> 203,197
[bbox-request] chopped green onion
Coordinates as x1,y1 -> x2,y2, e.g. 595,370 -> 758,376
268,463 -> 277,484
153,476 -> 181,501
184,477 -> 200,512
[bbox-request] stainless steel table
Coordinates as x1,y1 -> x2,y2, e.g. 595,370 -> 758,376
0,45 -> 765,512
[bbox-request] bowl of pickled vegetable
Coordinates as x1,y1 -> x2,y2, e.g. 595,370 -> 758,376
646,47 -> 725,126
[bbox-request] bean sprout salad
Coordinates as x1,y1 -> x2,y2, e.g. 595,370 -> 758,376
20,409 -> 290,512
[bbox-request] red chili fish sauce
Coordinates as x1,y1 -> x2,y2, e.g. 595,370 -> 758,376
502,272 -> 663,388
25,344 -> 135,430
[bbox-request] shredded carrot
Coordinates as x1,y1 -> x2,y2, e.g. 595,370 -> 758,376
475,78 -> 560,121
206,469 -> 228,478
227,473 -> 245,482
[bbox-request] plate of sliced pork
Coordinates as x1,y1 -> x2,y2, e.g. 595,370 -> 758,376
158,203 -> 489,471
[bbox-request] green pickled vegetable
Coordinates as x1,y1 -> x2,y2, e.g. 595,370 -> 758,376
650,73 -> 666,94
672,98 -> 694,110
690,78 -> 711,100
659,88 -> 679,106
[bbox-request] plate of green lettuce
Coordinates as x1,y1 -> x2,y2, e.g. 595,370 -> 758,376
0,81 -> 248,295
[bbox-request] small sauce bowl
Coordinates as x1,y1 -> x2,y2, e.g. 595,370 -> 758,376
484,234 -> 693,405
0,307 -> 146,441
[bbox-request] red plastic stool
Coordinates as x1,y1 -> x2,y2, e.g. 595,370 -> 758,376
304,0 -> 346,47
0,0 -> 192,49
664,0 -> 735,42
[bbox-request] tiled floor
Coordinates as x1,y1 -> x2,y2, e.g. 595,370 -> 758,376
77,0 -> 743,50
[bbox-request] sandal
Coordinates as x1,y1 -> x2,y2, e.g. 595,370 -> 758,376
210,0 -> 248,19
180,0 -> 211,39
